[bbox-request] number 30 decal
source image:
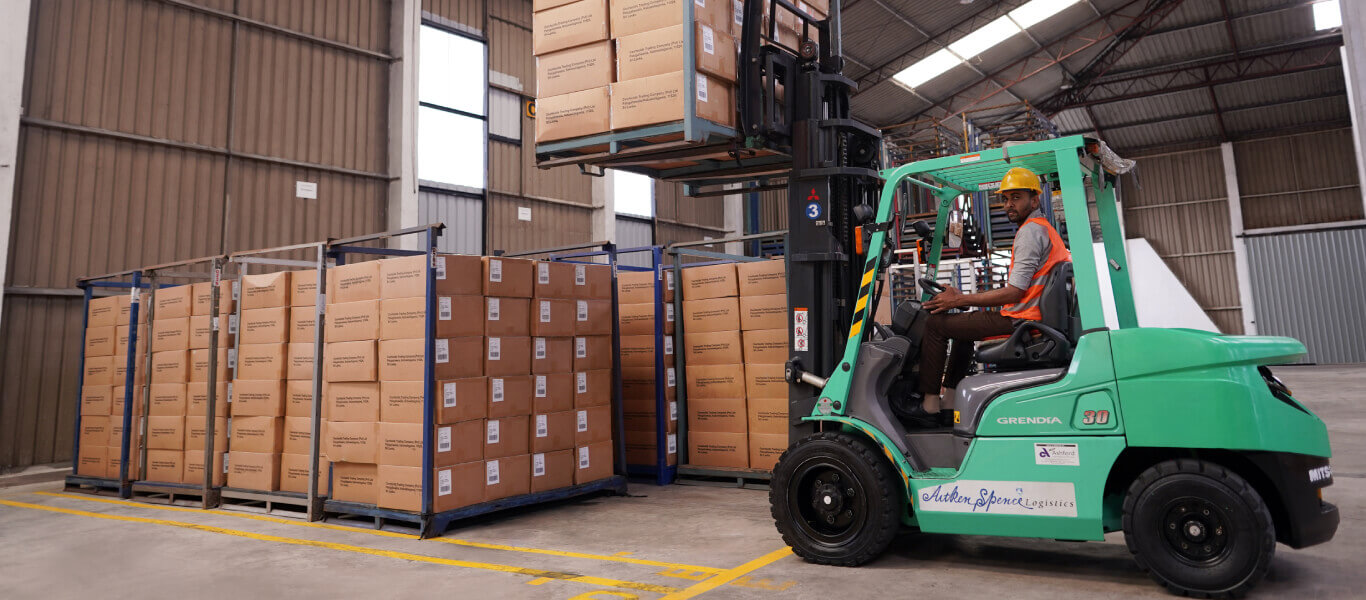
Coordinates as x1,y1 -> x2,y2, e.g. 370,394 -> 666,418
1081,410 -> 1110,425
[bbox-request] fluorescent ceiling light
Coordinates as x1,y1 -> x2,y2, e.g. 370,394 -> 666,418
949,15 -> 1023,59
1009,0 -> 1083,29
893,48 -> 962,89
1314,0 -> 1341,31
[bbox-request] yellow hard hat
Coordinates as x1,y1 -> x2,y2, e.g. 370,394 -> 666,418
999,167 -> 1042,195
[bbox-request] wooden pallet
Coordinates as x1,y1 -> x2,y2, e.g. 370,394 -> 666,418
676,465 -> 772,490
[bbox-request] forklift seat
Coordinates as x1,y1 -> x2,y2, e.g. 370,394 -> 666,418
975,262 -> 1079,370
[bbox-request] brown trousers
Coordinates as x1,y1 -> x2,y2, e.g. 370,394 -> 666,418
918,310 -> 1017,395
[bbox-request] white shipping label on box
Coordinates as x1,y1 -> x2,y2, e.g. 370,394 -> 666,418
492,378 -> 505,403
666,270 -> 674,290
486,460 -> 500,485
577,410 -> 588,432
702,25 -> 715,54
436,256 -> 447,280
438,469 -> 452,495
488,259 -> 502,282
227,383 -> 234,403
230,281 -> 240,301
575,265 -> 586,286
666,304 -> 674,322
540,301 -> 552,323
667,367 -> 676,388
577,372 -> 587,394
664,337 -> 674,354
487,298 -> 500,321
670,401 -> 678,421
439,297 -> 452,320
533,453 -> 546,476
576,301 -> 588,321
488,338 -> 501,361
696,74 -> 708,102
917,480 -> 1078,517
436,339 -> 450,363
487,420 -> 500,444
438,426 -> 452,452
575,337 -> 587,358
536,415 -> 548,438
443,382 -> 458,407
733,0 -> 742,26
668,433 -> 678,454
535,338 -> 547,359
228,314 -> 239,334
538,263 -> 550,284
228,349 -> 237,369
536,375 -> 547,398
578,447 -> 590,469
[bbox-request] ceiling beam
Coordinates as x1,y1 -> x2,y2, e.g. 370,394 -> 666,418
1037,0 -> 1189,113
1145,0 -> 1321,37
1117,119 -> 1355,156
1060,90 -> 1347,134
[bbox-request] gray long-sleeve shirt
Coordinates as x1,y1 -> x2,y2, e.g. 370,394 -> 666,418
1007,209 -> 1050,291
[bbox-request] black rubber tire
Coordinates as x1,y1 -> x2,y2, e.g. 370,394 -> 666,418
1122,459 -> 1275,598
769,431 -> 902,566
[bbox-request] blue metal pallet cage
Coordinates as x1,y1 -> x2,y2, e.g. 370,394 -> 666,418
613,246 -> 679,486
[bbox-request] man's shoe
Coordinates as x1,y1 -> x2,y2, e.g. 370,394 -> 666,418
900,403 -> 939,429
938,410 -> 955,428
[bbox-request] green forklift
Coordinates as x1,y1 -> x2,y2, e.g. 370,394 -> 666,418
771,135 -> 1339,597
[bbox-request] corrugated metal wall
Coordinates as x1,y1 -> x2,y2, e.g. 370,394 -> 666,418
615,217 -> 654,268
420,188 -> 483,254
3,0 -> 393,470
1233,128 -> 1363,230
1246,227 -> 1366,364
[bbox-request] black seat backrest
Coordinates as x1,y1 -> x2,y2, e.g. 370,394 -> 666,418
1036,261 -> 1079,343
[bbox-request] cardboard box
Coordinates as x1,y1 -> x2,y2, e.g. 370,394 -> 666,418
616,270 -> 667,304
532,337 -> 573,374
683,330 -> 743,365
290,306 -> 317,342
535,86 -> 612,143
151,317 -> 191,352
116,294 -> 148,326
688,431 -> 748,468
680,263 -> 737,300
154,285 -> 193,320
231,416 -> 282,453
147,416 -> 186,450
620,334 -> 673,368
610,0 -> 730,38
438,378 -> 489,424
574,369 -> 611,408
189,348 -> 228,383
379,255 -> 426,299
187,381 -> 229,418
374,296 -> 425,340
115,324 -> 147,355
433,462 -> 486,512
574,405 -> 612,446
533,261 -> 577,299
622,366 -> 677,403
485,416 -> 530,459
326,300 -> 380,343
747,394 -> 788,435
79,416 -> 110,454
87,295 -> 121,328
83,355 -> 115,386
573,335 -> 612,371
488,376 -> 534,418
285,380 -> 315,418
332,261 -> 381,303
616,23 -> 737,82
330,462 -> 377,503
749,432 -> 786,471
107,449 -> 128,480
535,0 -> 578,11
574,441 -> 613,484
681,297 -> 740,332
378,422 -> 423,467
485,297 -> 531,337
435,419 -> 485,467
327,421 -> 379,463
239,307 -> 287,344
624,429 -> 678,466
537,40 -> 613,98
611,70 -> 734,130
745,362 -> 786,398
533,0 -> 610,55
146,449 -> 184,483
533,373 -> 575,413
618,302 -> 674,336
110,385 -> 141,418
184,417 -> 227,452
290,269 -> 319,307
376,465 -> 423,511
81,385 -> 113,416
484,454 -> 533,501
282,417 -> 313,455
327,382 -> 381,422
238,343 -> 287,380
435,295 -> 485,338
107,417 -> 130,454
76,444 -> 107,477
574,299 -> 613,335
188,315 -> 214,350
183,450 -> 227,486
231,379 -> 285,417
531,411 -> 577,453
241,272 -> 290,310
688,397 -> 746,433
326,341 -> 377,382
575,264 -> 613,300
531,299 -> 575,337
623,394 -> 677,432
279,452 -> 322,494
531,450 -> 576,492
148,383 -> 187,416
483,257 -> 535,298
110,356 -> 145,388
737,259 -> 785,296
379,381 -> 424,423
380,338 -> 427,381
742,328 -> 787,363
84,325 -> 116,357
485,336 -> 532,377
433,254 -> 487,297
686,363 -> 745,399
434,337 -> 485,380
740,294 -> 786,330
286,343 -> 315,381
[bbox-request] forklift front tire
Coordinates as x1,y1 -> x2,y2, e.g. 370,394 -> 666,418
1122,459 -> 1276,598
770,432 -> 901,566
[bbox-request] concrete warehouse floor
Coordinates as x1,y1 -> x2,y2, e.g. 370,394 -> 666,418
1,365 -> 1362,600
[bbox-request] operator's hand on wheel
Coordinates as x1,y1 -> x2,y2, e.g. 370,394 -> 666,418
923,286 -> 963,314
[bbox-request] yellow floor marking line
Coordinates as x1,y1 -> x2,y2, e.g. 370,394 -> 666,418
0,498 -> 678,595
659,547 -> 794,600
38,491 -> 724,574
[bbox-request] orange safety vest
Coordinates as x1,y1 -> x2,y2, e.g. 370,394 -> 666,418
1001,217 -> 1072,321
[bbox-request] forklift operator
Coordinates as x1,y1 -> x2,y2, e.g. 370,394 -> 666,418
905,167 -> 1072,427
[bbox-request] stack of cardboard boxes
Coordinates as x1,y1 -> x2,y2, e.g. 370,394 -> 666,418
680,260 -> 788,471
227,272 -> 291,491
534,0 -> 739,143
617,269 -> 679,467
77,295 -> 127,479
185,281 -> 232,485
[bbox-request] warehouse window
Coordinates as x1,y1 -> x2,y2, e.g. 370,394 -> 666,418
418,24 -> 487,190
1314,1 -> 1341,31
614,170 -> 655,218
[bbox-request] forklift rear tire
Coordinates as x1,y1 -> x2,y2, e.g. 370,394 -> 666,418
1122,459 -> 1275,598
770,432 -> 901,566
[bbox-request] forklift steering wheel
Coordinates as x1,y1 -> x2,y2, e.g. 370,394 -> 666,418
918,277 -> 946,295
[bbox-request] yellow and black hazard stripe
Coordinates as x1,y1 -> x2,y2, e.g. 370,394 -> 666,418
848,260 -> 878,340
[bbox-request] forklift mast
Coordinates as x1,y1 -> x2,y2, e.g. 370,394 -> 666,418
737,0 -> 884,440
